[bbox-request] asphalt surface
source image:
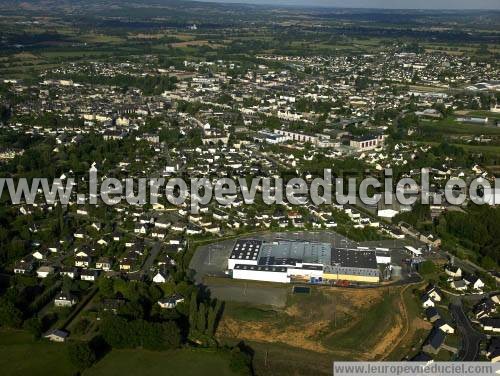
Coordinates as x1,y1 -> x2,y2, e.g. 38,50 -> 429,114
449,302 -> 486,361
141,241 -> 162,273
208,283 -> 288,308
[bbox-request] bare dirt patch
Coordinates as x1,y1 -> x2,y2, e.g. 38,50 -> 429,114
217,286 -> 399,360
218,316 -> 331,353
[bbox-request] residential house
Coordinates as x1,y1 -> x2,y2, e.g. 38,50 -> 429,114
47,245 -> 60,254
80,269 -> 99,282
75,256 -> 91,268
54,291 -> 78,307
157,294 -> 184,309
422,328 -> 446,354
425,307 -> 441,323
480,318 -> 500,333
43,329 -> 69,342
419,232 -> 441,248
444,265 -> 462,278
186,223 -> 203,235
487,338 -> 500,362
32,249 -> 49,260
491,294 -> 500,305
14,259 -> 34,274
151,228 -> 167,239
60,267 -> 78,279
171,222 -> 186,232
425,285 -> 442,302
154,218 -> 171,229
112,231 -> 123,242
434,319 -> 455,334
473,299 -> 496,319
96,257 -> 112,271
450,280 -> 467,291
464,274 -> 485,290
134,223 -> 148,235
37,266 -> 55,279
421,294 -> 436,308
152,271 -> 168,284
411,352 -> 433,362
119,259 -> 133,272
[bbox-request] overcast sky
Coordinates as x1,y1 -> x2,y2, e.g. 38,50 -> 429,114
194,0 -> 500,10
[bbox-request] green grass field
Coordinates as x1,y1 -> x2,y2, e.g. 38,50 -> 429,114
0,329 -> 77,376
419,118 -> 500,136
0,329 -> 238,376
405,140 -> 500,156
85,348 -> 238,376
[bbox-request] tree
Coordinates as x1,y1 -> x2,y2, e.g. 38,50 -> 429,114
196,302 -> 206,333
189,291 -> 198,331
23,317 -> 42,339
100,315 -> 129,348
207,305 -> 217,336
98,277 -> 114,298
481,256 -> 497,270
0,299 -> 23,328
162,321 -> 181,349
419,260 -> 436,275
68,342 -> 96,370
0,105 -> 11,124
207,300 -> 223,337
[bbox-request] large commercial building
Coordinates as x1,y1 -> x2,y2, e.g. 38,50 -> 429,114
323,248 -> 380,283
228,239 -> 382,284
350,134 -> 385,151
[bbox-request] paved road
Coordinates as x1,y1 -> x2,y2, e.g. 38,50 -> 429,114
141,241 -> 162,273
449,302 -> 486,361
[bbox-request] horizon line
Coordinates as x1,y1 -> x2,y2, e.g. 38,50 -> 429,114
187,0 -> 500,11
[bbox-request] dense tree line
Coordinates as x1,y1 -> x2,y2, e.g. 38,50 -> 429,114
100,315 -> 181,351
437,204 -> 500,268
188,291 -> 224,344
395,202 -> 500,269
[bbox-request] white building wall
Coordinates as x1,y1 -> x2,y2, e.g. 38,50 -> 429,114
232,269 -> 290,283
376,255 -> 391,264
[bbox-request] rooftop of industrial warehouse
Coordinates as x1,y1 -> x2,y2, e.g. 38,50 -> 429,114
330,248 -> 378,270
258,241 -> 331,266
229,239 -> 263,261
229,239 -> 379,270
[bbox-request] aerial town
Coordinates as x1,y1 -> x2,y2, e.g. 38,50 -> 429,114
0,0 -> 499,375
